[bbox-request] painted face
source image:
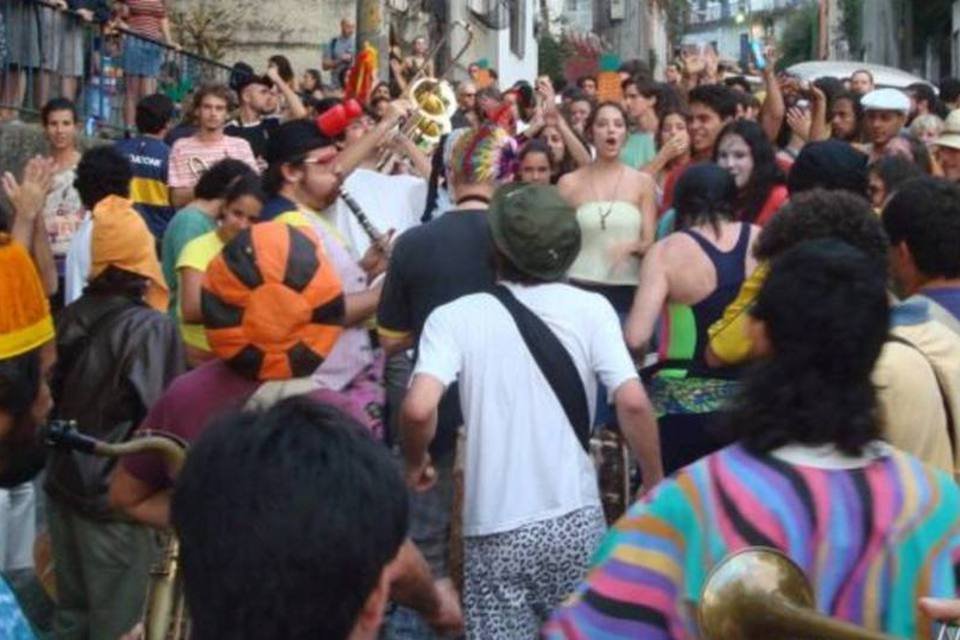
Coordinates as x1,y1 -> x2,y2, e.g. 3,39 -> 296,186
519,151 -> 552,185
198,95 -> 229,132
541,126 -> 565,164
568,100 -> 592,133
830,98 -> 857,140
866,110 -> 906,148
219,194 -> 262,241
44,108 -> 77,152
688,102 -> 726,157
590,104 -> 627,159
716,133 -> 754,189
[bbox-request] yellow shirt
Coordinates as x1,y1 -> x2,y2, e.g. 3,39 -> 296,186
175,230 -> 224,351
706,262 -> 769,364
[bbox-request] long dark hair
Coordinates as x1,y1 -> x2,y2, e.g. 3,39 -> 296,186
714,120 -> 784,224
729,239 -> 889,456
673,163 -> 737,235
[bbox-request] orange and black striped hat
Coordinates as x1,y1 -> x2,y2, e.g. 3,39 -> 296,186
201,222 -> 344,381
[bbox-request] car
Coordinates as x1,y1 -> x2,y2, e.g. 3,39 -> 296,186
785,61 -> 936,93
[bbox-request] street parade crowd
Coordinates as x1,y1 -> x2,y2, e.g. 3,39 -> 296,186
4,13 -> 960,640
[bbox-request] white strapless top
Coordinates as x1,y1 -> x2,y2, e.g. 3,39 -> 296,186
568,201 -> 642,285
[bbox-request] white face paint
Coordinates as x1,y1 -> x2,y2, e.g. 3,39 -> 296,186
716,133 -> 754,189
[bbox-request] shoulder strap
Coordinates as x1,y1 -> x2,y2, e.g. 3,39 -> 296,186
887,334 -> 956,460
489,285 -> 591,453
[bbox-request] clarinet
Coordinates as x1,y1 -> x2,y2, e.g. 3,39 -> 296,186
338,187 -> 386,245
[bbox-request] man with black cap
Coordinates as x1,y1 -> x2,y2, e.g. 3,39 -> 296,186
114,93 -> 176,242
225,62 -> 307,165
401,183 -> 663,639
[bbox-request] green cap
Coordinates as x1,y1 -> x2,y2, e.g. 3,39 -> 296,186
488,183 -> 581,282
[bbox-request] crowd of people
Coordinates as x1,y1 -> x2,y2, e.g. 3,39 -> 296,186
3,17 -> 960,640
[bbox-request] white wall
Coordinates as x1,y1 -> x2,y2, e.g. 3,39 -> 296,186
448,1 -> 539,87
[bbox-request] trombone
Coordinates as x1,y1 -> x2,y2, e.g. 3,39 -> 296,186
699,546 -> 957,639
376,21 -> 474,172
44,421 -> 189,640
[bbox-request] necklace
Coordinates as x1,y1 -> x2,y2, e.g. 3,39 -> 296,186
592,165 -> 626,230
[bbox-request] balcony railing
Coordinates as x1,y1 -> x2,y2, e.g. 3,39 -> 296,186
0,0 -> 233,136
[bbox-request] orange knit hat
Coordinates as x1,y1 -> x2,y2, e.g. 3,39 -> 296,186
0,233 -> 55,359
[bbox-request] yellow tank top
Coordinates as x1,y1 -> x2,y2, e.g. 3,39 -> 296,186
568,201 -> 642,285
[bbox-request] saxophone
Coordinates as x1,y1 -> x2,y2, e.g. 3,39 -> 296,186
45,421 -> 189,640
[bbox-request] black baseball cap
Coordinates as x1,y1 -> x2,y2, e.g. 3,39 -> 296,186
230,62 -> 273,96
265,119 -> 338,165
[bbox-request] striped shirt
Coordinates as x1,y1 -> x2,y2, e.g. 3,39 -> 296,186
115,136 -> 173,238
122,0 -> 166,41
167,135 -> 258,190
545,443 -> 960,639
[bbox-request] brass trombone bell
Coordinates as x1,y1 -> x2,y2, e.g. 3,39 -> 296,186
699,547 -> 896,640
408,76 -> 456,143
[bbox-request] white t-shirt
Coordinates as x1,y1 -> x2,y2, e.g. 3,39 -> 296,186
334,168 -> 427,257
64,213 -> 92,305
414,281 -> 639,537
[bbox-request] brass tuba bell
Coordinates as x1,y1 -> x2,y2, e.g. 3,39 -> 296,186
407,76 -> 457,145
698,547 -> 897,640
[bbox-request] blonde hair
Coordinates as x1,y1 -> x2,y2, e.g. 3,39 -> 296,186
910,114 -> 944,139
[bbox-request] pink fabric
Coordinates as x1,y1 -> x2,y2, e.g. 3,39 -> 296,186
167,136 -> 259,189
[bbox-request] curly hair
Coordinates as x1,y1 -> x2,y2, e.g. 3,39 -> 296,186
730,239 -> 889,456
713,120 -> 785,224
753,188 -> 888,273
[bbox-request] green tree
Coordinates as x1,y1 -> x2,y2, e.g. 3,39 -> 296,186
778,2 -> 818,69
538,33 -> 571,87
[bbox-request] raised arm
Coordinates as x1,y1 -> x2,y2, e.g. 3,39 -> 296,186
759,47 -> 785,143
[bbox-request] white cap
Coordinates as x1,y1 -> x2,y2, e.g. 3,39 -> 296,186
860,88 -> 911,114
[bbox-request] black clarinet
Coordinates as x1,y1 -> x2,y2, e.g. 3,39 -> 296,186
338,187 -> 385,245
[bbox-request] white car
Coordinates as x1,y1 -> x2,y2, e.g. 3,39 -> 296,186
785,61 -> 936,93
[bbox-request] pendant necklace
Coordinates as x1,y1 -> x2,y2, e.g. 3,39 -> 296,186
595,165 -> 626,230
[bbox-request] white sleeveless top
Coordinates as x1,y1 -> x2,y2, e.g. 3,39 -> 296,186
568,201 -> 642,285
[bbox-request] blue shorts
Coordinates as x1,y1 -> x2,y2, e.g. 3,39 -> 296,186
122,35 -> 163,77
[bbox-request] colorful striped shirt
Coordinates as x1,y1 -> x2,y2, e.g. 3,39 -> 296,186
544,443 -> 960,639
122,0 -> 166,41
115,136 -> 173,239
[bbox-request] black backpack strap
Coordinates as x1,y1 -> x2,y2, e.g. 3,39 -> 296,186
488,285 -> 591,453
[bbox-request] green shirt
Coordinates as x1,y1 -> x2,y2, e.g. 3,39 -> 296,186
161,206 -> 216,319
620,132 -> 656,170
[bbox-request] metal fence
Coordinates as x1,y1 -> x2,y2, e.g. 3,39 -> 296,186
0,0 -> 233,136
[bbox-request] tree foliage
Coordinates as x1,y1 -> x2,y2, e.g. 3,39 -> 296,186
779,2 -> 818,68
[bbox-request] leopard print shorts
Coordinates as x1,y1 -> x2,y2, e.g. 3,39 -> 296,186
463,506 -> 606,639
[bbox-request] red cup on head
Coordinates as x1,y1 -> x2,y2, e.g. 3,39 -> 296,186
315,99 -> 364,137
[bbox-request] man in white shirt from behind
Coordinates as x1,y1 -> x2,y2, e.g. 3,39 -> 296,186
400,183 -> 663,639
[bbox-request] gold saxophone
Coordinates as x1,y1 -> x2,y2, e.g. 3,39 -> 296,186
44,421 -> 189,640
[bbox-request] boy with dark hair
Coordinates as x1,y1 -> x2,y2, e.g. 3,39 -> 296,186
687,83 -> 738,161
621,75 -> 658,168
883,177 -> 960,327
173,397 -> 410,640
114,94 -> 176,241
940,77 -> 960,111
